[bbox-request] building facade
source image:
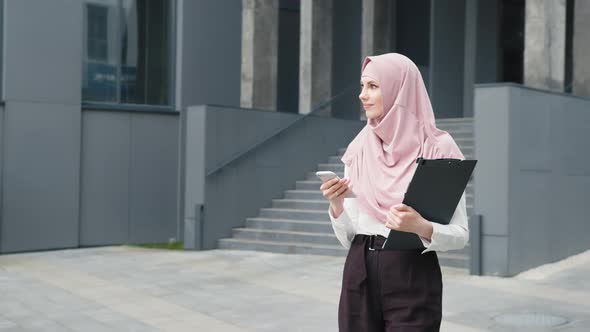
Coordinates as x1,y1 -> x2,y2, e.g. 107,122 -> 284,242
0,0 -> 589,278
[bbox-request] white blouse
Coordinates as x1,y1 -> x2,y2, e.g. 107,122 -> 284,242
328,165 -> 469,254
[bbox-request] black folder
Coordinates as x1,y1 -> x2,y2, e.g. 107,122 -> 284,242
382,157 -> 477,250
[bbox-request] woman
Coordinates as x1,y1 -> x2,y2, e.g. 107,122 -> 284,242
320,53 -> 468,332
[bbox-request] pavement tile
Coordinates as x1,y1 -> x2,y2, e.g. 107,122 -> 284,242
0,246 -> 588,331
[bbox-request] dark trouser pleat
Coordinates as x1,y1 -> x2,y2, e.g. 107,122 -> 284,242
338,235 -> 442,332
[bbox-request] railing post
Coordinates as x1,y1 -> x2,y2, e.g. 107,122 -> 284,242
469,214 -> 482,275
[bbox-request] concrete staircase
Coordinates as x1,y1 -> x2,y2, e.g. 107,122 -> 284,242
219,118 -> 474,270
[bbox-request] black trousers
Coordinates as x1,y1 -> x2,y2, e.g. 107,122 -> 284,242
338,234 -> 442,332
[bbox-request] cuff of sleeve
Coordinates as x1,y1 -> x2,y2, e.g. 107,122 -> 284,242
420,222 -> 441,254
329,206 -> 350,225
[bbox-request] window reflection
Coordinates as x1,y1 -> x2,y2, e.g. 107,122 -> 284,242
82,0 -> 171,106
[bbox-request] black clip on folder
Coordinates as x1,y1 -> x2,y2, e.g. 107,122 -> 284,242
382,157 -> 477,250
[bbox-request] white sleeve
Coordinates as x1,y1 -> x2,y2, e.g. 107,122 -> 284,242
328,165 -> 358,249
419,191 -> 469,253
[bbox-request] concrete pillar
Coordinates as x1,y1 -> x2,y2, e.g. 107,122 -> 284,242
360,0 -> 394,120
361,0 -> 395,60
299,0 -> 332,114
573,0 -> 590,97
240,0 -> 279,110
524,0 -> 566,92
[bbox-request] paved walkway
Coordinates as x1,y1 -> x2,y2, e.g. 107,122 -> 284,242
0,247 -> 588,331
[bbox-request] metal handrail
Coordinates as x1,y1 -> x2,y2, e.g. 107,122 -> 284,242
206,85 -> 358,177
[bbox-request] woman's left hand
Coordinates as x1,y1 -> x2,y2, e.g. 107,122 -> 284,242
385,204 -> 429,235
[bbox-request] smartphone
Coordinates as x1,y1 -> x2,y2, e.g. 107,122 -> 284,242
316,171 -> 340,183
315,171 -> 356,197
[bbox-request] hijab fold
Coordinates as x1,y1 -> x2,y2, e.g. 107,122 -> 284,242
342,53 -> 464,223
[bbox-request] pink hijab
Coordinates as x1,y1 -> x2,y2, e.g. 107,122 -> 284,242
342,53 -> 464,223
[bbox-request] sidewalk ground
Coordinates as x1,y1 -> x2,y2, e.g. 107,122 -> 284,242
0,246 -> 588,331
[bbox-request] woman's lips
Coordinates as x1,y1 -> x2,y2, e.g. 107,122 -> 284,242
363,104 -> 373,109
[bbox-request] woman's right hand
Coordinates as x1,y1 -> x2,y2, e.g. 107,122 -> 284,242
320,178 -> 352,208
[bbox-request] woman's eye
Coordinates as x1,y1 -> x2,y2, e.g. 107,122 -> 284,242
370,84 -> 377,89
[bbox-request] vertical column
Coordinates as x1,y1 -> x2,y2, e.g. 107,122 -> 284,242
524,0 -> 566,92
361,0 -> 395,60
240,0 -> 279,110
360,0 -> 394,120
299,0 -> 332,114
573,0 -> 590,97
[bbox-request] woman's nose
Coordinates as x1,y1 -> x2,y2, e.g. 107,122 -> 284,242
359,89 -> 367,101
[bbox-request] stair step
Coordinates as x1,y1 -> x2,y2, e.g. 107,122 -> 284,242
453,137 -> 474,144
232,228 -> 340,246
259,208 -> 330,221
307,171 -> 343,180
218,238 -> 347,256
272,199 -> 329,210
284,190 -> 325,200
437,117 -> 473,121
306,172 -> 476,185
317,163 -> 344,172
328,156 -> 344,164
283,189 -> 474,204
437,122 -> 474,129
333,152 -> 475,161
295,180 -> 325,190
246,218 -> 333,233
298,178 -> 475,192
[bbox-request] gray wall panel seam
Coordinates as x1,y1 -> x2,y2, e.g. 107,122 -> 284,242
2,99 -> 80,107
127,113 -> 132,243
0,106 -> 3,252
506,86 -> 512,275
77,108 -> 84,247
170,0 -> 178,111
1,0 -> 4,100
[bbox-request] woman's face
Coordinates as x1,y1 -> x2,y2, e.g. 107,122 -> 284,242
359,76 -> 384,122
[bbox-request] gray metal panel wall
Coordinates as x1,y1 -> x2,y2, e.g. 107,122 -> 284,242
178,0 -> 242,110
128,113 -> 179,243
1,103 -> 81,252
80,111 -> 179,246
182,105 -> 365,250
474,83 -> 590,276
507,86 -> 590,275
3,0 -> 82,103
1,0 -> 82,253
80,112 -> 131,245
474,86 -> 511,276
0,105 -> 3,248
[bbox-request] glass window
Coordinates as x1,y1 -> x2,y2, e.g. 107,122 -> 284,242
83,0 -> 172,106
